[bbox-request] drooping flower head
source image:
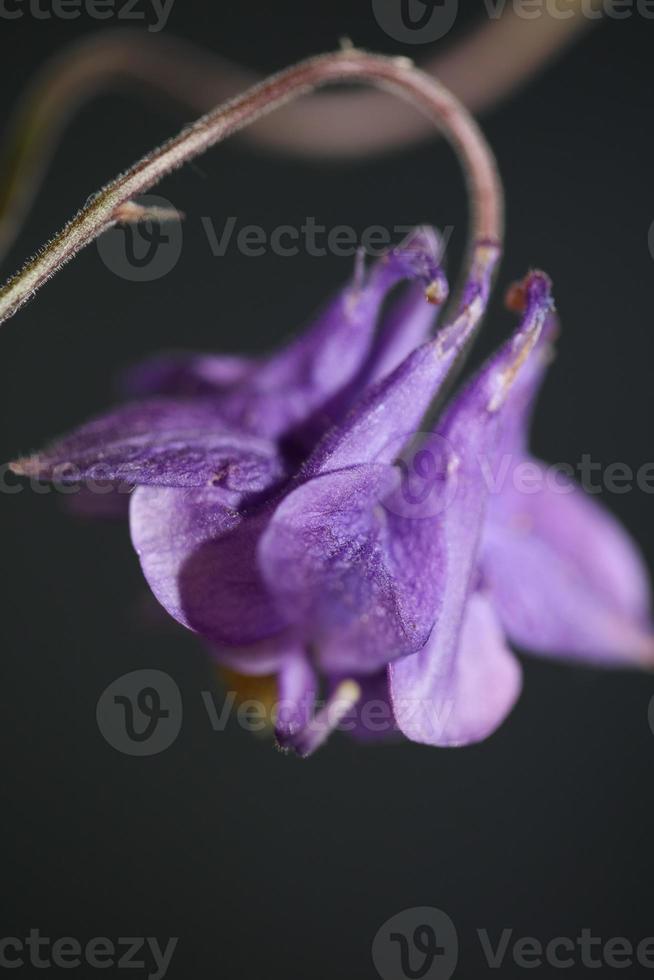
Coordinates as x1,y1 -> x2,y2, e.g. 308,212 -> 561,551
12,226 -> 653,755
5,51 -> 652,756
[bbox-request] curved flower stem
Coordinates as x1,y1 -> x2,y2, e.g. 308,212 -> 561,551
0,49 -> 503,330
0,5 -> 600,267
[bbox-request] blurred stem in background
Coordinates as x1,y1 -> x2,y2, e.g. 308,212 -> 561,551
0,50 -> 502,327
0,1 -> 602,266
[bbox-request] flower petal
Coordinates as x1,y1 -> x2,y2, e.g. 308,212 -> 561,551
11,398 -> 286,490
479,293 -> 654,666
210,633 -> 296,675
274,650 -> 319,748
258,463 -> 445,672
361,274 -> 445,387
124,229 -> 445,426
290,229 -> 447,450
305,241 -> 500,476
482,459 -> 654,665
386,272 -> 553,744
214,228 -> 447,440
259,243 -> 501,671
130,485 -> 288,645
389,591 -> 521,746
122,352 -> 254,398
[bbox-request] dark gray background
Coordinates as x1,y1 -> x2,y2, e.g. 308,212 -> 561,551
1,3 -> 653,978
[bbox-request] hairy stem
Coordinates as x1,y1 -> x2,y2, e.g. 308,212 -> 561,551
0,49 -> 503,329
0,5 -> 600,265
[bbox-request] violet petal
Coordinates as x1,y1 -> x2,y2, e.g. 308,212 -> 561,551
389,271 -> 552,745
122,352 -> 254,398
259,242 -> 500,671
130,486 -> 288,645
274,650 -> 319,748
259,463 -> 444,672
12,398 -> 285,490
390,591 -> 521,746
481,303 -> 654,666
124,228 -> 446,445
482,459 -> 654,665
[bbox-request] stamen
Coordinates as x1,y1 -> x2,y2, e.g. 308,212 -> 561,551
285,679 -> 361,758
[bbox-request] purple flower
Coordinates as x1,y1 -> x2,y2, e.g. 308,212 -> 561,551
11,228 -> 653,756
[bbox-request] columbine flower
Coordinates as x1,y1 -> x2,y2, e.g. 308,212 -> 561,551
11,226 -> 653,755
2,50 -> 650,759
